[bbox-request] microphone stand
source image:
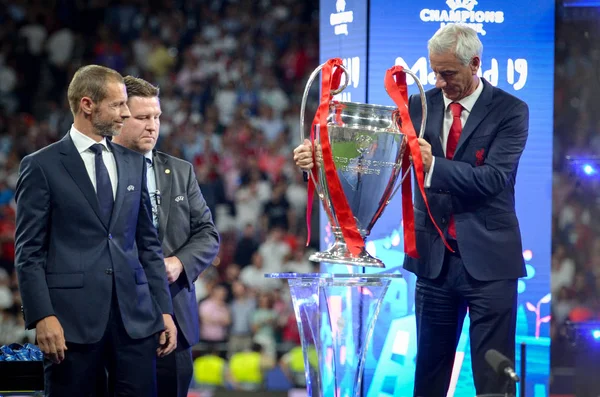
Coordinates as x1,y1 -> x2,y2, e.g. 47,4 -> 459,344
504,378 -> 517,397
502,361 -> 521,397
502,344 -> 527,397
520,342 -> 526,397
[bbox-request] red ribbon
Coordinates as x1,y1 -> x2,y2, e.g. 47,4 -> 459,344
305,58 -> 364,256
384,66 -> 452,257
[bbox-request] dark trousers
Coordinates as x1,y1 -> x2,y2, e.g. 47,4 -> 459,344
45,289 -> 159,397
413,246 -> 518,397
156,333 -> 193,397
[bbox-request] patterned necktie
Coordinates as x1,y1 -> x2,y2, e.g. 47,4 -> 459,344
89,144 -> 114,225
446,102 -> 463,160
446,102 -> 463,239
146,158 -> 159,229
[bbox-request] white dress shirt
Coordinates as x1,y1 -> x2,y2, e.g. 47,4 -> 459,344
424,79 -> 484,187
69,126 -> 118,199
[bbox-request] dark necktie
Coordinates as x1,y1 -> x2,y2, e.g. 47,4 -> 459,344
446,102 -> 463,239
89,144 -> 114,225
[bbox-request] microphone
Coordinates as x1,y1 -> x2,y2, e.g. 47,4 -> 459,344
155,190 -> 161,206
485,349 -> 520,382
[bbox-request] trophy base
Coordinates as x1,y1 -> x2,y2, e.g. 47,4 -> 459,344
309,239 -> 385,268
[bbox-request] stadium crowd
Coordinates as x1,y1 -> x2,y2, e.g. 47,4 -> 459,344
551,7 -> 600,377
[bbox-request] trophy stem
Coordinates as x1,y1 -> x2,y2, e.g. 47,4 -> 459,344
287,274 -> 394,397
309,228 -> 384,268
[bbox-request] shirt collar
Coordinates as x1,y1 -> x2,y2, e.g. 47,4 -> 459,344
442,77 -> 484,114
69,125 -> 110,154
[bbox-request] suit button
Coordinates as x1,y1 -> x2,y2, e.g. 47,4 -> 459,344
108,234 -> 113,240
105,269 -> 113,275
441,217 -> 447,224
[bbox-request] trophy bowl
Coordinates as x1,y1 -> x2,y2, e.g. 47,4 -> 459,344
308,100 -> 406,267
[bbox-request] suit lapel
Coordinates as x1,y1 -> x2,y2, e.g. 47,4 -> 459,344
108,140 -> 129,230
455,79 -> 493,157
59,134 -> 107,228
154,151 -> 172,241
427,92 -> 445,157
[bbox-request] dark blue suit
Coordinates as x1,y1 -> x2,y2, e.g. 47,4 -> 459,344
403,79 -> 528,396
15,132 -> 172,396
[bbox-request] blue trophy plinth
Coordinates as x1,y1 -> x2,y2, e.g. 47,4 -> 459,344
266,272 -> 402,397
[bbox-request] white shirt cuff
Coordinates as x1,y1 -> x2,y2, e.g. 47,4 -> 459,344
424,156 -> 435,188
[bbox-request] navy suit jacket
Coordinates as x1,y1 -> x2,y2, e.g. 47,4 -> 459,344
15,133 -> 173,344
152,150 -> 219,348
403,79 -> 528,281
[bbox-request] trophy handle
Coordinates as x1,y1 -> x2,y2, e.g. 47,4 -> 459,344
387,68 -> 428,204
299,62 -> 350,191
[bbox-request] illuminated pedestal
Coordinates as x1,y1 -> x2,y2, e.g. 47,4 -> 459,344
266,273 -> 401,397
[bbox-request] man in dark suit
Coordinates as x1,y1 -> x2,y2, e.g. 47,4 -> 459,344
15,65 -> 178,396
406,24 -> 528,396
112,76 -> 220,397
293,25 -> 528,396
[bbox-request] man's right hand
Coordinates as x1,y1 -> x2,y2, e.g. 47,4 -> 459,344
36,315 -> 67,364
293,139 -> 314,170
157,314 -> 177,357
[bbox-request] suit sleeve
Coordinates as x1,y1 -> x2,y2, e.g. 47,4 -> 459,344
173,163 -> 220,288
430,101 -> 529,198
14,156 -> 54,329
136,158 -> 173,315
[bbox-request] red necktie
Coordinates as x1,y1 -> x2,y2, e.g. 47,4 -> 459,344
446,102 -> 463,239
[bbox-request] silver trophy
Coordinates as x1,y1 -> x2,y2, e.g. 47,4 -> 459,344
300,62 -> 427,267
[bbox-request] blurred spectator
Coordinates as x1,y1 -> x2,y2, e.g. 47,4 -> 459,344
199,284 -> 231,345
226,342 -> 275,391
147,36 -> 175,79
262,179 -> 295,232
258,226 -> 292,273
227,281 -> 256,358
220,262 -> 241,302
279,345 -> 316,388
233,224 -> 260,268
272,286 -> 301,347
240,252 -> 281,293
283,246 -> 315,274
235,166 -> 272,229
251,292 -> 279,358
192,346 -> 226,389
551,244 -> 575,295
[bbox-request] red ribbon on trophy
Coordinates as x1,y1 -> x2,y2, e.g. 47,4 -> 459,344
384,65 -> 452,257
305,58 -> 365,256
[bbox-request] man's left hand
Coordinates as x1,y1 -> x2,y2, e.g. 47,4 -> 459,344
164,256 -> 183,284
157,314 -> 177,357
418,138 -> 433,173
